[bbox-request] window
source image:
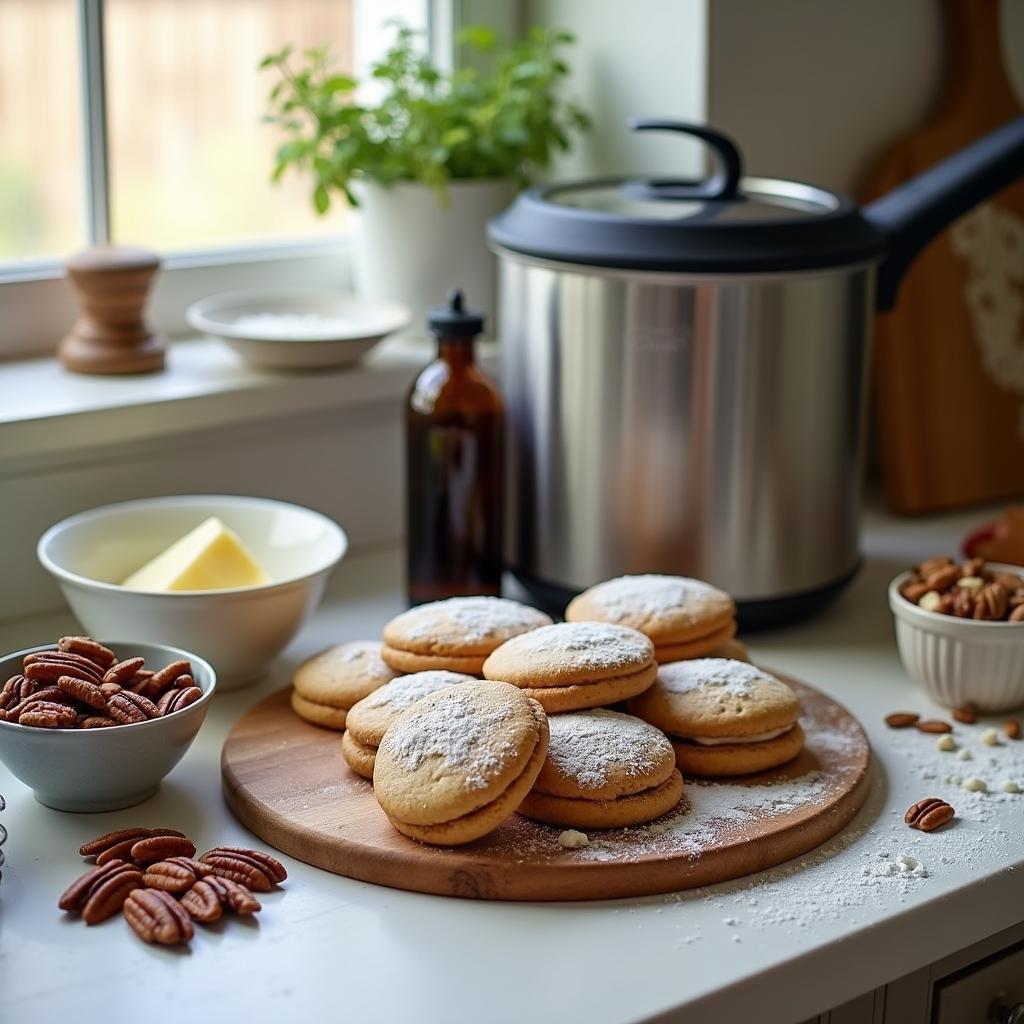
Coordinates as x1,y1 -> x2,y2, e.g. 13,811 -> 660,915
0,0 -> 434,356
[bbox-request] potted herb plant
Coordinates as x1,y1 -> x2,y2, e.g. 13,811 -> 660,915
262,24 -> 588,324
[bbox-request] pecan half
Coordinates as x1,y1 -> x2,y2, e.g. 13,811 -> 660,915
99,681 -> 122,698
131,835 -> 197,865
19,702 -> 78,728
82,866 -> 145,924
900,580 -> 931,603
57,675 -> 108,711
81,827 -> 154,858
79,715 -> 116,729
974,581 -> 1010,620
1006,719 -> 1021,740
6,686 -> 73,721
1012,604 -> 1024,623
905,797 -> 955,832
206,875 -> 261,914
200,847 -> 287,891
960,557 -> 986,578
24,660 -> 103,686
148,660 -> 192,691
23,651 -> 105,678
102,657 -> 146,687
884,712 -> 919,728
952,705 -> 977,724
107,691 -> 160,725
179,879 -> 223,922
57,636 -> 116,668
919,556 -> 955,579
924,565 -> 960,591
916,719 -> 953,734
143,859 -> 202,894
123,888 -> 194,945
59,858 -> 129,911
952,588 -> 976,618
158,686 -> 202,716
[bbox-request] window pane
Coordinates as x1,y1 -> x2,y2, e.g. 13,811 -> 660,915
0,0 -> 84,262
105,0 -> 355,251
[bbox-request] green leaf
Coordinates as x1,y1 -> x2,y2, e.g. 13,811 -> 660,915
457,25 -> 497,50
313,183 -> 330,214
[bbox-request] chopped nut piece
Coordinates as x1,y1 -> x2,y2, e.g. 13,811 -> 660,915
957,575 -> 985,591
918,591 -> 942,612
980,728 -> 1001,746
935,734 -> 956,752
963,776 -> 988,793
1001,780 -> 1021,794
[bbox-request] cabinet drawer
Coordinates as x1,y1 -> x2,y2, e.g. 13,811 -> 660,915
933,940 -> 1024,1023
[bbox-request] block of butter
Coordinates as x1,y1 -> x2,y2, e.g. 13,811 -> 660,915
123,516 -> 269,591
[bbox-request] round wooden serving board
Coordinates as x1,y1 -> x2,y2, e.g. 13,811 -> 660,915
221,675 -> 871,901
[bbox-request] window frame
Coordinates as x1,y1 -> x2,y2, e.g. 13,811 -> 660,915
1,0 -> 511,358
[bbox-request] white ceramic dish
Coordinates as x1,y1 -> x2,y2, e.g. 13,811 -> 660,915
889,562 -> 1024,711
186,289 -> 410,370
0,640 -> 215,812
37,495 -> 348,689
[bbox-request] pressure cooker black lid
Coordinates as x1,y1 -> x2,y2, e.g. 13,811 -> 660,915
488,120 -> 887,274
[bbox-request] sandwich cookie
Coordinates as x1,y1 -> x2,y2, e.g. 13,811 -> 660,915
482,622 -> 657,713
381,597 -> 552,675
517,709 -> 684,829
374,681 -> 549,845
627,658 -> 803,776
566,574 -> 737,662
291,641 -> 399,730
341,670 -> 476,779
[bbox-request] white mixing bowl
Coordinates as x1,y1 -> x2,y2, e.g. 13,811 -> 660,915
37,495 -> 347,688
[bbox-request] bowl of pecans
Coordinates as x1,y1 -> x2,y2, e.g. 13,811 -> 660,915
889,556 -> 1024,712
0,636 -> 215,812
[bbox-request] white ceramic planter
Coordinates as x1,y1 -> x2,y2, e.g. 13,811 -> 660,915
352,179 -> 514,328
889,564 -> 1024,711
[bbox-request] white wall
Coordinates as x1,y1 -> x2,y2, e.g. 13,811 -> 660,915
525,0 -> 708,178
528,0 -> 1022,196
705,0 -> 943,192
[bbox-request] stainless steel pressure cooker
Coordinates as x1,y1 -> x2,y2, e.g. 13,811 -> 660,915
488,118 -> 1024,625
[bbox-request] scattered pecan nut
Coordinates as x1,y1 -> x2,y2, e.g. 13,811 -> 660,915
884,712 -> 919,729
83,827 -> 190,866
82,866 -> 145,924
143,859 -> 204,894
905,797 -> 955,832
1006,719 -> 1021,740
179,879 -> 224,922
131,834 -> 197,865
916,719 -> 953,734
123,888 -> 194,945
59,858 -> 131,911
952,705 -> 977,724
199,847 -> 287,892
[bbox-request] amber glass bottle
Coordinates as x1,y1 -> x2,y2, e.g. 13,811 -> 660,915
405,290 -> 503,604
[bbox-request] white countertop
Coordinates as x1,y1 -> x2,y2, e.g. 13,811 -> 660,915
3,505 -> 1023,1024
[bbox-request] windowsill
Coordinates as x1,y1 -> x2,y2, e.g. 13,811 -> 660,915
0,333 -> 442,474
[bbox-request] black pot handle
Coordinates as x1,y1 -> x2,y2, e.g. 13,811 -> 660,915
866,116 -> 1024,310
623,119 -> 743,202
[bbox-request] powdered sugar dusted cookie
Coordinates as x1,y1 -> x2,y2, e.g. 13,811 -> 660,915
374,681 -> 549,845
342,669 -> 476,779
291,641 -> 399,730
566,574 -> 735,654
520,710 -> 682,827
381,597 -> 552,674
482,621 -> 656,713
627,658 -> 803,776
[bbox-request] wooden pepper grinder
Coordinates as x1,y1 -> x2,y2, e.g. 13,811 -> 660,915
59,246 -> 166,374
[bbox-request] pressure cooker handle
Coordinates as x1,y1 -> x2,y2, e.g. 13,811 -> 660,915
866,116 -> 1024,310
624,119 -> 743,201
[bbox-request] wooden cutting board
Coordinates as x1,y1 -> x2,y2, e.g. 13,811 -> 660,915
221,675 -> 871,901
866,0 -> 1024,514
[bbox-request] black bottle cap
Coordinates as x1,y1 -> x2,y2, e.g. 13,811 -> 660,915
427,288 -> 485,337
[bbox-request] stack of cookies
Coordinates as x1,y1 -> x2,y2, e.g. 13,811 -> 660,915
290,641 -> 398,730
288,582 -> 803,848
566,574 -> 743,663
628,658 -> 804,776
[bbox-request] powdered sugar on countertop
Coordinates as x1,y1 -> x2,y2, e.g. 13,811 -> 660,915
545,710 -> 673,789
